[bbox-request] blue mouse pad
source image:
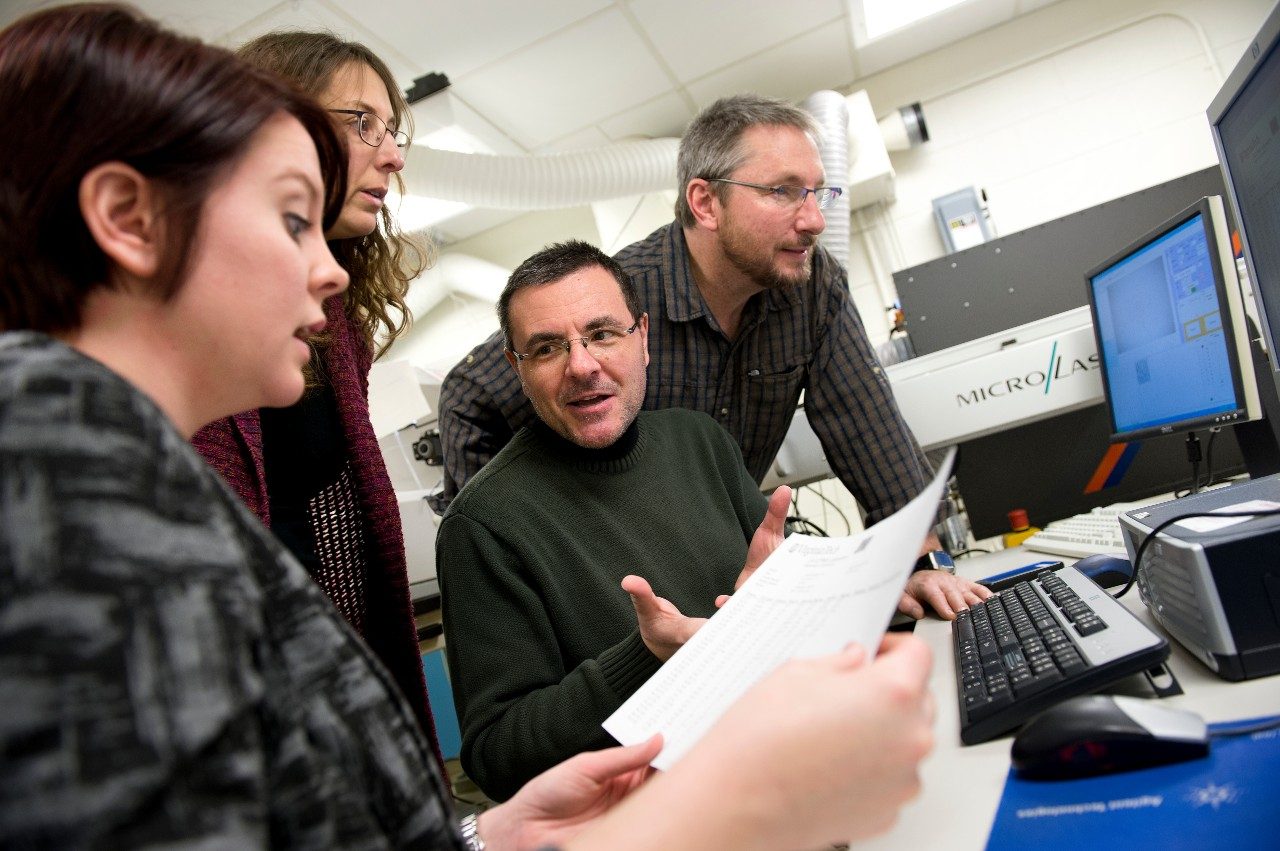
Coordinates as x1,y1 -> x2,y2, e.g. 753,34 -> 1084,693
985,715 -> 1280,850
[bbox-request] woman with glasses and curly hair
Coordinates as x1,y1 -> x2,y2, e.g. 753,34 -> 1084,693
190,31 -> 444,768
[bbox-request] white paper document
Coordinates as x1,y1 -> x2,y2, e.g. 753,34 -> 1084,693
603,448 -> 956,770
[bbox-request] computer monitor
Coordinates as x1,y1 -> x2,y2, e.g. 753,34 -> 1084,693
1084,196 -> 1261,443
1208,2 -> 1280,395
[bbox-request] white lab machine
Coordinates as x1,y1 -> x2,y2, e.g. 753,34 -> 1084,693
762,306 -> 1106,490
368,360 -> 448,585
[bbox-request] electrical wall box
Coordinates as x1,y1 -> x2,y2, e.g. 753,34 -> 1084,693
1119,474 -> 1280,681
932,186 -> 992,252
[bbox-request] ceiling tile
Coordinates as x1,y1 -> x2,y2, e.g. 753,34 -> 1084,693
218,2 -> 420,87
597,92 -> 695,142
410,92 -> 527,155
455,9 -> 673,149
140,0 -> 280,39
0,1 -> 50,29
346,0 -> 611,79
685,19 -> 857,108
1017,0 -> 1066,13
631,0 -> 846,82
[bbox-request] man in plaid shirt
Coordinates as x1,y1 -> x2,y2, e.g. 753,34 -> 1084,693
434,94 -> 977,620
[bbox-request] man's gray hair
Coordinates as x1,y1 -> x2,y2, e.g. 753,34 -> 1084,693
674,93 -> 820,227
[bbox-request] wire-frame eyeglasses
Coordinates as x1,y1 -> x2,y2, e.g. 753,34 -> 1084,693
328,109 -> 409,148
509,319 -> 643,367
706,178 -> 843,209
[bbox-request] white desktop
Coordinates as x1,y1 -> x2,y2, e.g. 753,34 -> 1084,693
858,546 -> 1280,850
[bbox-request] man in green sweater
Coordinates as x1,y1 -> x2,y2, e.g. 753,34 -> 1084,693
437,241 -> 987,801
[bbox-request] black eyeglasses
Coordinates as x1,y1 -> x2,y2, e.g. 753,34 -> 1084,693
707,178 -> 843,209
509,319 -> 642,367
328,109 -> 409,148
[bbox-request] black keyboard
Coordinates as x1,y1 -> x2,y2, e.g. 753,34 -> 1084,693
953,564 -> 1169,745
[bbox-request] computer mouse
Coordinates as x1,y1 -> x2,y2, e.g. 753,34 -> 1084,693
1011,695 -> 1209,779
1072,553 -> 1133,589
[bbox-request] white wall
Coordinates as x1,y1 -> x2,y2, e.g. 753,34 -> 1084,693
844,0 -> 1271,348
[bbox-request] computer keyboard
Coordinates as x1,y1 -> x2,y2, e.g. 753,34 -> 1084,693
1021,504 -> 1132,559
953,563 -> 1169,745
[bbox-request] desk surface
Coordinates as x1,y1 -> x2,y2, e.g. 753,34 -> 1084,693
860,548 -> 1280,850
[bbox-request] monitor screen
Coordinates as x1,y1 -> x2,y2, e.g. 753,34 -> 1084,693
1209,3 -> 1280,389
1085,196 -> 1260,442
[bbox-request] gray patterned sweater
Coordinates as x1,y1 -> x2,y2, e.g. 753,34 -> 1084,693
0,333 -> 461,849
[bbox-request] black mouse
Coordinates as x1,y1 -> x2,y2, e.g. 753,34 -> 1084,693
1011,695 -> 1209,779
1072,553 -> 1133,589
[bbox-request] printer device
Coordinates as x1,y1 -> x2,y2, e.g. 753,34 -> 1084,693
1118,474 -> 1280,681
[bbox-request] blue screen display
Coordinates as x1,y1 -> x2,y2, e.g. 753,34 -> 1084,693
1090,213 -> 1239,436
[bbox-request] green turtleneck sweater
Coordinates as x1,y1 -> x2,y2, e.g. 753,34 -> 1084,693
438,408 -> 768,800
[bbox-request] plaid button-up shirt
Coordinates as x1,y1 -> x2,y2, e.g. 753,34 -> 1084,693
429,222 -> 932,524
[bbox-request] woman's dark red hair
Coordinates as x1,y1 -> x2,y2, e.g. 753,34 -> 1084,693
0,3 -> 348,332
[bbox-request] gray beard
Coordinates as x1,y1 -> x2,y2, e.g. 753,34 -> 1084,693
721,227 -> 813,291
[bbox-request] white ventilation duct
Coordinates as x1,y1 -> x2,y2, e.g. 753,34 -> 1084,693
402,139 -> 679,210
397,93 -> 924,271
801,90 -> 852,268
844,90 -> 920,209
878,102 -> 930,151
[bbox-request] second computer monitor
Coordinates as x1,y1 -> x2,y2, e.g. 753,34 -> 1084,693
1085,195 -> 1261,443
1208,0 -> 1280,397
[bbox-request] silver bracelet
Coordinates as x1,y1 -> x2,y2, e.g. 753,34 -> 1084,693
459,812 -> 487,851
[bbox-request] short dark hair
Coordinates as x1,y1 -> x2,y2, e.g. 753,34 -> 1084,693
0,3 -> 347,333
498,240 -> 642,350
674,94 -> 820,227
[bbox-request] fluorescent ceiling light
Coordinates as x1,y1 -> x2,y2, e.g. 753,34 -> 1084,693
415,124 -> 495,155
860,0 -> 969,40
398,121 -> 488,230
387,190 -> 471,233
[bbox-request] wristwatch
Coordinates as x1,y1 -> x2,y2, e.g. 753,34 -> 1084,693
913,550 -> 956,574
459,812 -> 486,850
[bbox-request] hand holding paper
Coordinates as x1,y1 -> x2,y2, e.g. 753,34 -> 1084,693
604,449 -> 956,770
569,634 -> 936,851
